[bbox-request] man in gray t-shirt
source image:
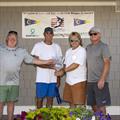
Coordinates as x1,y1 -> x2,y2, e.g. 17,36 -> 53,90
0,31 -> 54,120
86,27 -> 111,115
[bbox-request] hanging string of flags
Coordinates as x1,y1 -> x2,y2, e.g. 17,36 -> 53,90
22,11 -> 94,39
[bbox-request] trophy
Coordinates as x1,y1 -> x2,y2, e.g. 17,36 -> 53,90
52,56 -> 64,71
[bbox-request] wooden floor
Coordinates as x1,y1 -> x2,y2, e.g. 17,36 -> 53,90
2,115 -> 120,120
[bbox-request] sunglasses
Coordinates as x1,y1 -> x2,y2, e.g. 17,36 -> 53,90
70,39 -> 79,42
89,33 -> 98,36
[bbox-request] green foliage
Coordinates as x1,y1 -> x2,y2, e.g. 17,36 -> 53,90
25,107 -> 93,120
70,107 -> 93,119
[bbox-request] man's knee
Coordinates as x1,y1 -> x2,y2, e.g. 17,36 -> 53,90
46,97 -> 53,108
36,98 -> 43,108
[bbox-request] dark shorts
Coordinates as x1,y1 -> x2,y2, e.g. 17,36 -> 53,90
87,82 -> 111,106
36,83 -> 57,99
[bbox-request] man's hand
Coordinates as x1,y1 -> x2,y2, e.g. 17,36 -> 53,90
97,79 -> 105,89
55,69 -> 65,77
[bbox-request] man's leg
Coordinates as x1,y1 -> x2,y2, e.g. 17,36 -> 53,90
98,106 -> 106,115
92,105 -> 99,113
94,82 -> 110,115
46,97 -> 53,108
36,83 -> 47,108
46,83 -> 56,108
36,98 -> 43,109
7,101 -> 14,120
0,102 -> 4,120
92,105 -> 107,119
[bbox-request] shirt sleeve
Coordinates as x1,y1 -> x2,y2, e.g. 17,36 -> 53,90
23,49 -> 34,64
31,44 -> 40,57
102,44 -> 111,60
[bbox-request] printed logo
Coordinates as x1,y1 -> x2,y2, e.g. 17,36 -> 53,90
51,16 -> 64,28
30,28 -> 35,35
102,100 -> 106,104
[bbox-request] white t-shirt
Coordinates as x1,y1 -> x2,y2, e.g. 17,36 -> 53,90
31,41 -> 62,83
64,46 -> 87,85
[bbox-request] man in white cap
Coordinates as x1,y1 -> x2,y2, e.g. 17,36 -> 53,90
86,27 -> 111,115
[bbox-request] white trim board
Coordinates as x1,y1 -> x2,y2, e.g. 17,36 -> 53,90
0,1 -> 116,7
3,106 -> 120,115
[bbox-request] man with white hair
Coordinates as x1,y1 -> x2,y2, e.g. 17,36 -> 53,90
86,27 -> 111,115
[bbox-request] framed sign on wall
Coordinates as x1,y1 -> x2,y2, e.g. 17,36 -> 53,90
22,11 -> 94,38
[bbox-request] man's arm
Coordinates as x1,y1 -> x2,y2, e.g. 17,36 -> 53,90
33,58 -> 54,66
32,55 -> 55,69
98,58 -> 110,89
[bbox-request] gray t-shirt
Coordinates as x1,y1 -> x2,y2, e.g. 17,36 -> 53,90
0,45 -> 33,85
86,41 -> 111,82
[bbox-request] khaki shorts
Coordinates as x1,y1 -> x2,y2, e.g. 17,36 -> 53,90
63,81 -> 87,105
0,85 -> 19,102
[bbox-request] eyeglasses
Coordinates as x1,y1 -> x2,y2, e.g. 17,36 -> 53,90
89,33 -> 98,36
70,39 -> 79,42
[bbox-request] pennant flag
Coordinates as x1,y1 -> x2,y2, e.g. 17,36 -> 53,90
24,18 -> 40,26
74,19 -> 91,26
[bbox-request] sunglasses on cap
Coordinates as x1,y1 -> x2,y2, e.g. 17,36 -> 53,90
89,33 -> 98,36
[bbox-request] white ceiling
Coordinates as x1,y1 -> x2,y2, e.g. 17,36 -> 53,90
0,0 -> 115,2
0,0 -> 116,7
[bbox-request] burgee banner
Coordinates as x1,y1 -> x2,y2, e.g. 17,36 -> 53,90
22,11 -> 94,38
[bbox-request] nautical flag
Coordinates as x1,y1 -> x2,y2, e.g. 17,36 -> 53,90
24,18 -> 40,26
74,19 -> 91,26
